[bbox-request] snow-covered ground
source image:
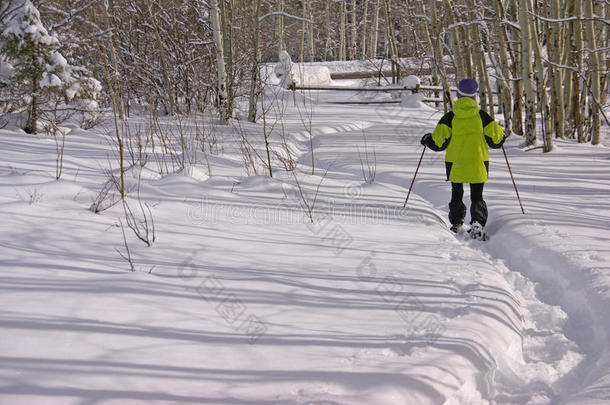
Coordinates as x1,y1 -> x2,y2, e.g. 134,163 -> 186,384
1,82 -> 609,404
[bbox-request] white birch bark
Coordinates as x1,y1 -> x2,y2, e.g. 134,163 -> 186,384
491,0 -> 513,132
547,0 -> 565,139
584,0 -> 601,145
210,0 -> 229,123
532,22 -> 553,151
361,0 -> 368,59
339,0 -> 346,60
247,0 -> 262,123
350,0 -> 357,60
370,0 -> 380,58
519,0 -> 537,145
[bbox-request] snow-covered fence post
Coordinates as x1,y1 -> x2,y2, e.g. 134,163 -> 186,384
404,75 -> 420,94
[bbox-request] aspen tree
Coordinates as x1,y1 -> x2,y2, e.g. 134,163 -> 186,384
350,0 -> 357,60
247,0 -> 262,123
491,0 -> 513,133
219,0 -> 235,118
307,0 -> 314,61
361,0 -> 368,59
532,21 -> 552,151
339,0 -> 346,60
278,0 -> 284,52
323,0 -> 332,60
584,0 -> 601,145
210,0 -> 229,123
546,0 -> 565,139
518,0 -> 537,145
506,0 -> 523,136
145,0 -> 175,116
443,0 -> 464,80
465,0 -> 491,114
370,0 -> 380,58
382,0 -> 400,83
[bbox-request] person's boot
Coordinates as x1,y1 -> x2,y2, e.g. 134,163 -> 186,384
468,221 -> 487,241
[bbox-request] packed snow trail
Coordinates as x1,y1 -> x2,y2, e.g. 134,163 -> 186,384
0,87 -> 607,404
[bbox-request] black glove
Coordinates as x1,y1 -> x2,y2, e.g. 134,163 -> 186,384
420,133 -> 432,147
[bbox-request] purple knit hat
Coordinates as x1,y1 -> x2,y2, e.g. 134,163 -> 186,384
457,78 -> 479,98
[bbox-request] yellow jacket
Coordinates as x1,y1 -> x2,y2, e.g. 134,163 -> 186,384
429,97 -> 504,183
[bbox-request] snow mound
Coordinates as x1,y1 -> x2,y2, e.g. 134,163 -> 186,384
400,93 -> 426,108
291,64 -> 332,86
271,51 -> 332,88
181,165 -> 209,181
403,75 -> 421,90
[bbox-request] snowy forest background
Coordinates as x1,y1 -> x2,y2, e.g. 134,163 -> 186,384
1,0 -> 608,150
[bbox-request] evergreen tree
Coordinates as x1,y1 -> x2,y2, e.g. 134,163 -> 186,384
0,0 -> 99,133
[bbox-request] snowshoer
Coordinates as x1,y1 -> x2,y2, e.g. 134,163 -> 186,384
420,78 -> 506,238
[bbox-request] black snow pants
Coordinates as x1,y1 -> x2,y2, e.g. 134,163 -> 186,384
449,182 -> 488,227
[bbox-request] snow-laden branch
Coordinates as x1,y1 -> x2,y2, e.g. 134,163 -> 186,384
259,11 -> 312,23
447,20 -> 486,30
527,11 -> 610,26
412,14 -> 431,24
543,59 -> 610,126
502,18 -> 521,31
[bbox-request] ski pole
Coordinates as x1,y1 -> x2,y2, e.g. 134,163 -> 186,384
403,146 -> 426,209
502,145 -> 525,215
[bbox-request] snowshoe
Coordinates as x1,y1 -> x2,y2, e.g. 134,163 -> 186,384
450,223 -> 468,237
450,224 -> 461,233
468,222 -> 488,241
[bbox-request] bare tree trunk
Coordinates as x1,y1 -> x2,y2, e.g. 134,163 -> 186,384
519,0 -> 537,146
307,0 -> 315,61
361,0 -> 368,59
444,0 -> 464,80
599,1 -> 608,104
600,1 -> 608,105
505,0 -> 523,135
146,0 -> 175,116
532,22 -> 552,151
220,0 -> 235,118
585,0 -> 601,145
278,0 -> 284,52
547,0 -> 565,139
101,5 -> 125,120
419,0 -> 451,110
465,0 -> 491,114
248,0 -> 262,123
370,0 -> 380,58
571,0 -> 585,142
300,3 -> 306,62
339,0 -> 346,60
350,0 -> 357,60
210,0 -> 229,123
491,0 -> 513,133
324,0 -> 332,60
91,6 -> 124,198
383,0 -> 400,83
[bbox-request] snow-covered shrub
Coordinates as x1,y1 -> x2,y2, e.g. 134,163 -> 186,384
0,0 -> 101,133
274,51 -> 295,89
